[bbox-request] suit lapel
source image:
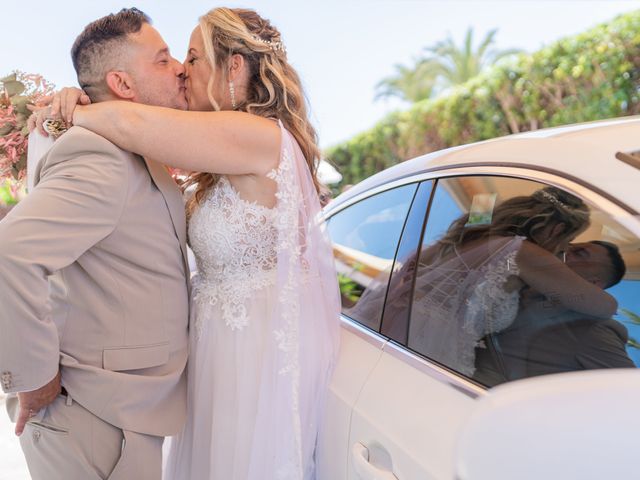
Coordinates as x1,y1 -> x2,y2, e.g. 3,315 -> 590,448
142,157 -> 191,288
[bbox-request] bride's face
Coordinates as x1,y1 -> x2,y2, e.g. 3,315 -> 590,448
184,27 -> 216,111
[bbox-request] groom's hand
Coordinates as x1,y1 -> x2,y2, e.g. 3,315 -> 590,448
15,370 -> 62,436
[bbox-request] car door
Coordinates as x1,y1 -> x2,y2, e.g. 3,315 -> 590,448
345,179 -> 481,480
345,172 -> 640,479
318,182 -> 422,480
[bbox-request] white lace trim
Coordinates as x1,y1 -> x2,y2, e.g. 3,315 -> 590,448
267,141 -> 304,479
192,269 -> 277,336
461,248 -> 521,375
189,176 -> 278,334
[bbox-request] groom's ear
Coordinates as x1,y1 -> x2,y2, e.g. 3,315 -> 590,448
104,71 -> 136,100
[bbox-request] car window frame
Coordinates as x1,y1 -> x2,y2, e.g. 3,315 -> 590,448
325,181 -> 421,333
379,180 -> 435,343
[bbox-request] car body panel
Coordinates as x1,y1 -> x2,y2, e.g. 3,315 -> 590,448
348,346 -> 479,479
317,319 -> 386,480
455,369 -> 640,480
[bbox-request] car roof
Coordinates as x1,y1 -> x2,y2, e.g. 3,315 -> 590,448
329,116 -> 640,213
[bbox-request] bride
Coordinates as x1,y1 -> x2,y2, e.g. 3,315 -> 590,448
48,7 -> 340,479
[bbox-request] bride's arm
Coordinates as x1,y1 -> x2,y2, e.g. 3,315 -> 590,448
516,240 -> 618,318
72,101 -> 281,175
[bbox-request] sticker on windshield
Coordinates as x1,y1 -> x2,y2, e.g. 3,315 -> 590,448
466,193 -> 497,226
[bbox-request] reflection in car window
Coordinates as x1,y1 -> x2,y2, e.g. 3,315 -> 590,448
327,183 -> 418,331
380,181 -> 433,342
404,176 -> 638,386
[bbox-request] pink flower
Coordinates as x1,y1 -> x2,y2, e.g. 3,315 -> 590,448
0,71 -> 54,189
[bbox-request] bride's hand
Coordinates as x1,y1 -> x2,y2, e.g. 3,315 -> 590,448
27,104 -> 55,137
50,87 -> 91,124
29,87 -> 91,136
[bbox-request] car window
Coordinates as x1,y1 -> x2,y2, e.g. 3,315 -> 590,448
327,183 -> 418,331
380,181 -> 433,342
404,175 -> 639,386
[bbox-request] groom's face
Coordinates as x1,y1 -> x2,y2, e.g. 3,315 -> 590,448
124,23 -> 188,110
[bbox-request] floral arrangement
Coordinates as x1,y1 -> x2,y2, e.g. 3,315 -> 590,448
0,72 -> 55,184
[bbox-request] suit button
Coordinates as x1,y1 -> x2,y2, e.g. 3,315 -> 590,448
33,429 -> 41,442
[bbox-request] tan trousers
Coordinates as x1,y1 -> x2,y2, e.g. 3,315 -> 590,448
9,394 -> 163,480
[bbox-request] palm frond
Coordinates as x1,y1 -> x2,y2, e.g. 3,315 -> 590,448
376,26 -> 524,104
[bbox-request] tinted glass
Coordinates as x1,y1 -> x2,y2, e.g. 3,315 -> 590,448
381,181 -> 433,342
405,176 -> 639,385
327,183 -> 418,331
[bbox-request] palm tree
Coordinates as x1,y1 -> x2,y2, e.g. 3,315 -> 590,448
620,308 -> 640,350
374,61 -> 440,103
376,27 -> 522,103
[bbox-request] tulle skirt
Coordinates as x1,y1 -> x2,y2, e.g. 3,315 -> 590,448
164,286 -> 276,479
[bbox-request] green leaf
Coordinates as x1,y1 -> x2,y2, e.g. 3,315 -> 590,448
621,308 -> 640,325
627,337 -> 640,350
0,73 -> 17,84
15,112 -> 28,125
11,95 -> 31,115
0,123 -> 13,136
3,80 -> 25,96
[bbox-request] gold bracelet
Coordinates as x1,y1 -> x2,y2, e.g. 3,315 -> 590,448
42,119 -> 69,139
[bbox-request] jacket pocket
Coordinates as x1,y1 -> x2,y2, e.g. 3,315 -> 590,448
102,342 -> 170,371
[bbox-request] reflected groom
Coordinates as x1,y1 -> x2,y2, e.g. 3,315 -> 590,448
0,9 -> 190,479
475,241 -> 633,384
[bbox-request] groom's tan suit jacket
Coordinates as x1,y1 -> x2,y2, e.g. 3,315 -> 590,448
0,126 -> 190,436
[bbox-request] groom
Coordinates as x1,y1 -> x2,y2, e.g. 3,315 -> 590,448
0,8 -> 190,479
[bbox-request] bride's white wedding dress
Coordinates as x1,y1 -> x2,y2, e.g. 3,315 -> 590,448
164,123 -> 340,480
409,236 -> 524,376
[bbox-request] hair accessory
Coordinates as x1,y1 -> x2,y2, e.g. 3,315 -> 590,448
229,81 -> 237,109
538,190 -> 567,209
252,34 -> 286,54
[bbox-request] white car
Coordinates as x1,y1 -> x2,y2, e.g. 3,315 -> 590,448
317,116 -> 640,480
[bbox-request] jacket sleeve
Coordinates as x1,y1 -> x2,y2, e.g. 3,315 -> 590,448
576,321 -> 636,370
0,132 -> 128,393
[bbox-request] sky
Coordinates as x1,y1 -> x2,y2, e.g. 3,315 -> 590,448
2,0 -> 640,148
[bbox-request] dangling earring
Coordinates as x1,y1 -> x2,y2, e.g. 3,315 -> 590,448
229,81 -> 237,109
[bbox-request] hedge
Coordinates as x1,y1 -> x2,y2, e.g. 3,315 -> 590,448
325,10 -> 640,186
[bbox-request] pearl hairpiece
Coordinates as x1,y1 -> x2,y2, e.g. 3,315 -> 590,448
252,34 -> 286,54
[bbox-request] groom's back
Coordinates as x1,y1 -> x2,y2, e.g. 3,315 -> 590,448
26,125 -> 189,435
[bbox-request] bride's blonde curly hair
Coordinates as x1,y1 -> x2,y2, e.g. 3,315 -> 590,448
184,7 -> 321,213
432,186 -> 590,258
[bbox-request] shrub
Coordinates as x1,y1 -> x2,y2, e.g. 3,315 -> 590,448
325,11 -> 640,186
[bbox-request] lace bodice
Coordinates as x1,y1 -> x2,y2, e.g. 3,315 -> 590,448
189,176 -> 279,332
465,248 -> 521,337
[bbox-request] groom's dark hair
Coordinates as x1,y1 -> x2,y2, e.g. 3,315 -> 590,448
71,7 -> 151,102
589,240 -> 626,288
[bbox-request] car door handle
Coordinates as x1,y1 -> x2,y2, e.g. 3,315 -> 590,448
352,442 -> 399,480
